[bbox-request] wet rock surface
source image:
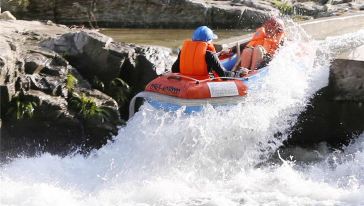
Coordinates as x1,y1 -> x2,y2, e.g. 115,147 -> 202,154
284,87 -> 364,149
0,20 -> 175,160
41,31 -> 175,92
329,59 -> 364,101
283,49 -> 364,150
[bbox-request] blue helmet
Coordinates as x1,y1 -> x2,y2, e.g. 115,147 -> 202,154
192,26 -> 218,42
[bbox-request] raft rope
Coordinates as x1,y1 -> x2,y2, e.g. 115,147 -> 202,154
166,73 -> 248,84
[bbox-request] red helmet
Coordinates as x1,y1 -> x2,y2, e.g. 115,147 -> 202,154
263,17 -> 285,34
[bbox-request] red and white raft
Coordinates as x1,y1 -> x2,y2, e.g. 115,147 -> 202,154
128,72 -> 251,118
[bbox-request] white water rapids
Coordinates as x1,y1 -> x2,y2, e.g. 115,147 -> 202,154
1,25 -> 364,206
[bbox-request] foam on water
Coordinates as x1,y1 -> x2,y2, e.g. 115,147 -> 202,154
1,26 -> 364,205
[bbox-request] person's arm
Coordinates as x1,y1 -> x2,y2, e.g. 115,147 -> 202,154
206,51 -> 237,77
171,52 -> 181,73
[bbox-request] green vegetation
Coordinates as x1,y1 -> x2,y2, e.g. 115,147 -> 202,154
90,76 -> 130,107
92,76 -> 105,92
69,93 -> 110,122
7,95 -> 37,120
273,0 -> 293,15
108,78 -> 130,107
66,73 -> 78,93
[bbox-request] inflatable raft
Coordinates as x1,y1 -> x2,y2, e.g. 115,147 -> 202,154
129,49 -> 269,118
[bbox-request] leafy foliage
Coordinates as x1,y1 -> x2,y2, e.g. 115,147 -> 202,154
66,73 -> 78,93
90,77 -> 130,108
92,76 -> 105,92
7,95 -> 37,120
108,78 -> 130,107
69,93 -> 110,122
273,0 -> 293,15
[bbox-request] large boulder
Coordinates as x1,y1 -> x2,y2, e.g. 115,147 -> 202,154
0,21 -> 126,159
40,31 -> 176,93
284,87 -> 364,149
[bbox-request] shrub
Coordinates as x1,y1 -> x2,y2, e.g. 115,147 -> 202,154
69,93 -> 110,122
108,78 -> 130,107
66,73 -> 78,93
7,95 -> 37,120
273,0 -> 293,15
91,76 -> 105,92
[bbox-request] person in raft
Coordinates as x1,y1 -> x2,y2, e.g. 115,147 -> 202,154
172,26 -> 243,79
239,17 -> 285,71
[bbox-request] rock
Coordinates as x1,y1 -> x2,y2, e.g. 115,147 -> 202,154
29,74 -> 67,97
1,89 -> 85,159
284,87 -> 364,148
1,0 -> 53,20
0,11 -> 16,20
0,36 -> 17,116
0,83 -> 16,115
77,89 -> 121,135
0,20 -> 126,158
24,90 -> 70,120
293,2 -> 328,17
68,66 -> 92,90
41,31 -> 176,94
0,37 -> 16,85
320,0 -> 330,4
329,59 -> 364,101
3,0 -> 360,28
360,4 -> 364,10
24,53 -> 49,74
330,0 -> 353,5
22,50 -> 69,97
240,0 -> 277,11
2,0 -> 277,29
81,89 -> 119,109
14,75 -> 31,92
331,0 -> 345,4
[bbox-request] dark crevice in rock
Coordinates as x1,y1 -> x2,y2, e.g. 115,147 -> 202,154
284,87 -> 364,149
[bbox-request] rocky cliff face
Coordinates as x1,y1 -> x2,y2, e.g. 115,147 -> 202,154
0,20 -> 175,160
1,0 -> 273,28
2,0 -> 364,29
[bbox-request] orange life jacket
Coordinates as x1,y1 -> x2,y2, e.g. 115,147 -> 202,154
247,27 -> 284,55
180,40 -> 216,78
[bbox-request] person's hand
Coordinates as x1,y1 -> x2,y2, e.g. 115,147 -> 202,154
219,49 -> 231,56
234,67 -> 250,77
226,68 -> 249,78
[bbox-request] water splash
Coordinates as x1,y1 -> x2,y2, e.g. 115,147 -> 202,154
1,26 -> 364,205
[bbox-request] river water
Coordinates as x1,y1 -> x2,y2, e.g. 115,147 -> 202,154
1,24 -> 364,205
100,28 -> 247,48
